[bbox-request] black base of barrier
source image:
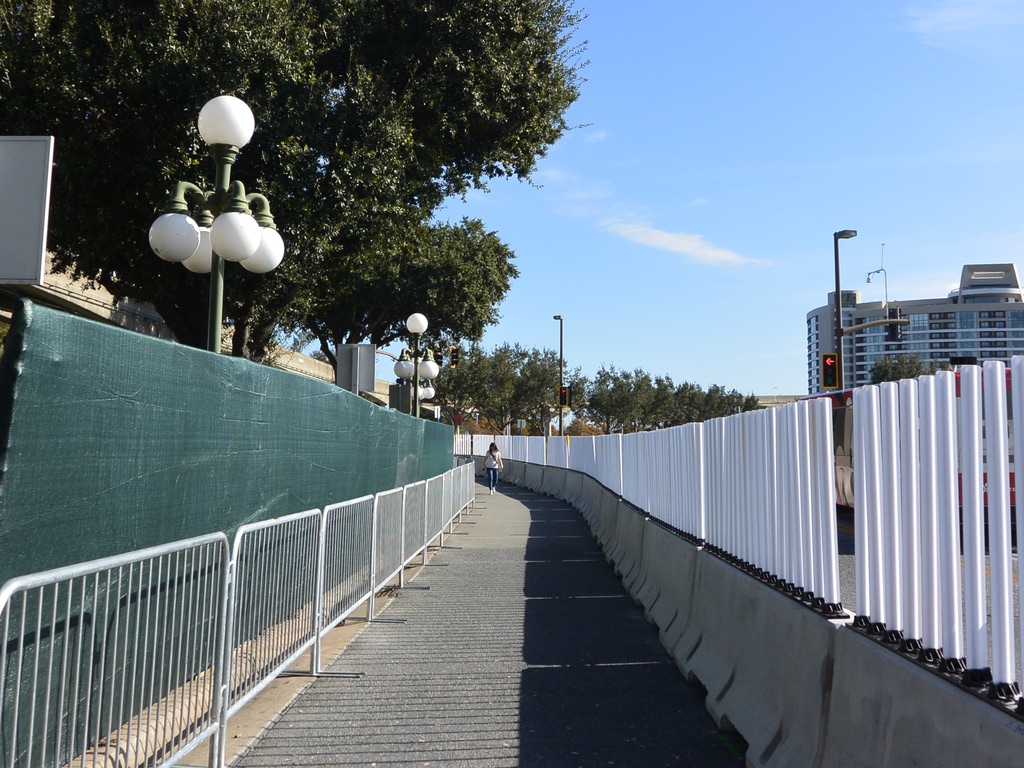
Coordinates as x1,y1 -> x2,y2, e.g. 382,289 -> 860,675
989,681 -> 1021,702
963,666 -> 994,688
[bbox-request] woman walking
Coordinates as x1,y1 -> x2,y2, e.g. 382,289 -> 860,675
484,442 -> 504,495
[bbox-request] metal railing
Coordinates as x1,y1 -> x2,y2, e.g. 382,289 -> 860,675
0,534 -> 229,768
0,461 -> 476,768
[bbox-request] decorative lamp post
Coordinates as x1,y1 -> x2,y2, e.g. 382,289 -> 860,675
392,313 -> 439,417
148,95 -> 284,353
832,229 -> 857,390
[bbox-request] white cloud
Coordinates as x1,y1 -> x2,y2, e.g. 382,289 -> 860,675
907,0 -> 1024,53
600,217 -> 769,267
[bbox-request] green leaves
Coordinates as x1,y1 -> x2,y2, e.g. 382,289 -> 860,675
869,354 -> 938,384
580,366 -> 759,433
0,0 -> 584,361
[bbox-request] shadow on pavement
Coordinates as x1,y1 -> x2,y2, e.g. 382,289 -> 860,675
505,486 -> 747,766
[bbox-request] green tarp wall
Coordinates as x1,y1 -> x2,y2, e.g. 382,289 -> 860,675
0,300 -> 454,584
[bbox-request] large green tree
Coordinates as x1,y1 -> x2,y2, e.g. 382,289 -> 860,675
0,0 -> 584,359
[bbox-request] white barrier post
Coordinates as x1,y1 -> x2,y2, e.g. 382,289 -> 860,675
693,423 -> 707,544
959,365 -> 989,685
853,386 -> 884,631
878,382 -> 903,642
917,376 -> 943,661
779,406 -> 796,588
1012,357 -> 1024,707
983,361 -> 1017,700
935,370 -> 965,673
898,378 -> 922,651
793,404 -> 811,596
811,396 -> 842,613
762,409 -> 778,581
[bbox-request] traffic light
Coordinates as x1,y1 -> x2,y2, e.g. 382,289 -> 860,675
558,385 -> 571,407
821,353 -> 839,389
886,306 -> 903,343
449,345 -> 460,368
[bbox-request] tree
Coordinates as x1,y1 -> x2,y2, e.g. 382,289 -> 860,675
301,219 -> 518,367
433,343 -> 485,429
0,0 -> 585,360
581,367 -> 759,433
515,347 -> 564,436
434,342 -> 578,434
463,343 -> 525,434
870,354 -> 937,384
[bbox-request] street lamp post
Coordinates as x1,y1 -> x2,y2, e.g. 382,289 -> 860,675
833,229 -> 857,390
553,314 -> 564,436
867,244 -> 888,304
148,95 -> 285,354
393,313 -> 439,417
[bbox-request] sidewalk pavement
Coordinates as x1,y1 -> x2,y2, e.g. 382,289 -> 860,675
230,481 -> 746,767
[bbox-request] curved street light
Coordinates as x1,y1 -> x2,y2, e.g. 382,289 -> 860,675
148,95 -> 284,353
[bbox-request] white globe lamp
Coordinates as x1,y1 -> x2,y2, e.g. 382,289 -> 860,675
149,213 -> 201,262
210,211 -> 262,262
406,313 -> 428,335
418,357 -> 440,380
181,227 -> 213,273
198,95 -> 255,148
241,227 -> 285,273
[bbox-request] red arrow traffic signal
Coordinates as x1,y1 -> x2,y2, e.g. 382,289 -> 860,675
821,353 -> 839,389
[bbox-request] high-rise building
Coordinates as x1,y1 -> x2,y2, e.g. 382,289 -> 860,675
806,264 -> 1024,393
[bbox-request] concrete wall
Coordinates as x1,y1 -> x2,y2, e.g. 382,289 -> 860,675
504,459 -> 1024,768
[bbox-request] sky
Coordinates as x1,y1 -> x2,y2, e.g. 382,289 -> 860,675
396,1 -> 1024,396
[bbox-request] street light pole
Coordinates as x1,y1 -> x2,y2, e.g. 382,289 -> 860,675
833,229 -> 857,390
553,314 -> 564,437
394,313 -> 438,418
148,96 -> 285,354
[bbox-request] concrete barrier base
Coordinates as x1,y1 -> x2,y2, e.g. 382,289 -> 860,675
822,628 -> 1024,768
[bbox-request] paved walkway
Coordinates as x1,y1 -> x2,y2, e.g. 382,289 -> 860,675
232,482 -> 745,767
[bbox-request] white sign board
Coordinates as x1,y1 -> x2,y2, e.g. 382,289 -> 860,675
0,136 -> 54,285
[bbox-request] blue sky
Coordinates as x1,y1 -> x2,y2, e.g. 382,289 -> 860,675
415,1 -> 1024,396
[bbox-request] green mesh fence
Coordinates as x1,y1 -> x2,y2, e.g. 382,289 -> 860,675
0,300 -> 453,583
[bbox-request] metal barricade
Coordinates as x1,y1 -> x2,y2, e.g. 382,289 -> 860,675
320,495 -> 375,634
224,509 -> 321,718
0,534 -> 229,768
0,463 -> 476,768
425,475 -> 445,547
374,487 -> 407,594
